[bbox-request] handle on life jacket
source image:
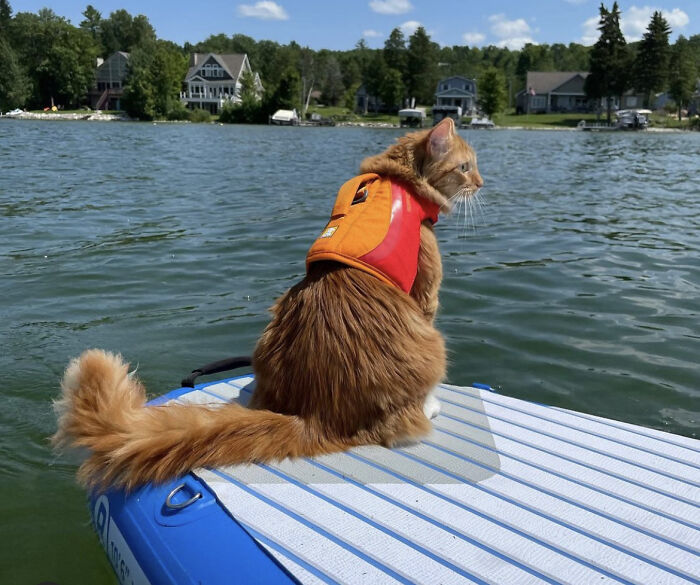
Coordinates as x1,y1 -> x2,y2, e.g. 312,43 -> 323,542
181,356 -> 252,388
330,173 -> 380,218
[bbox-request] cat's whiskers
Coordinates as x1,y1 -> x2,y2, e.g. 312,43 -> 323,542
453,186 -> 486,236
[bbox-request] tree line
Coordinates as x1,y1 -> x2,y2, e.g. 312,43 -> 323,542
584,1 -> 699,122
1,0 -> 698,121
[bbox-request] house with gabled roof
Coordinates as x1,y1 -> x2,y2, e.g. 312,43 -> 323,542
516,71 -> 647,114
88,51 -> 130,110
434,76 -> 477,114
180,53 -> 263,114
516,71 -> 592,114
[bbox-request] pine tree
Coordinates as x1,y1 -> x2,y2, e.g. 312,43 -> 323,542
633,11 -> 671,108
0,0 -> 11,26
584,2 -> 632,124
406,26 -> 438,105
384,27 -> 407,93
478,67 -> 506,118
379,68 -> 405,111
0,35 -> 29,111
668,36 -> 697,121
80,5 -> 102,45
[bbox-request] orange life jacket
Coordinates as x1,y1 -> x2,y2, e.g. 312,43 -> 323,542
306,173 -> 440,293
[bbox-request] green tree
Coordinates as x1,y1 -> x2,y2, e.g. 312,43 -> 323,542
379,67 -> 405,110
516,43 -> 553,84
633,11 -> 671,107
122,40 -> 186,119
584,2 -> 632,124
363,50 -> 387,111
383,27 -> 407,80
10,9 -> 98,108
79,4 -> 102,45
477,67 -> 506,118
318,54 -> 345,106
668,36 -> 697,120
0,35 -> 29,110
219,71 -> 263,123
0,0 -> 11,26
406,26 -> 438,104
121,46 -> 155,118
100,9 -> 155,56
270,65 -> 301,111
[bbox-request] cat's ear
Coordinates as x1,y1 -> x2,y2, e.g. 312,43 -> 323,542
427,117 -> 455,159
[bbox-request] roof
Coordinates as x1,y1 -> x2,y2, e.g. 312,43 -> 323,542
437,75 -> 475,84
525,71 -> 589,95
435,87 -> 475,98
185,53 -> 248,82
271,109 -> 298,121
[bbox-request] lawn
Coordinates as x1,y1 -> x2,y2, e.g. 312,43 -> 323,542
492,112 -> 600,128
307,105 -> 400,125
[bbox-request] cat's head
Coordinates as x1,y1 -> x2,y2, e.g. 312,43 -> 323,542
420,118 -> 483,206
360,117 -> 483,211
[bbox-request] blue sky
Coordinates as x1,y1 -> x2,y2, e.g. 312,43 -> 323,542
11,0 -> 699,50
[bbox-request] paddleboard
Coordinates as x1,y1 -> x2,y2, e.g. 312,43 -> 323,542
88,374 -> 700,585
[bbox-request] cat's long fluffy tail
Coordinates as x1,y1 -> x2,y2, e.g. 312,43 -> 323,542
52,349 -> 342,491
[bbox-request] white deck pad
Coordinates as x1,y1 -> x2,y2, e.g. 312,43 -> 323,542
178,378 -> 700,585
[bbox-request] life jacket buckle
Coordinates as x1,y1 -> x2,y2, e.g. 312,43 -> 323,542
352,186 -> 369,205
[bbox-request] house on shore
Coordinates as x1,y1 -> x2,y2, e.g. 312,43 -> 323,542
355,85 -> 385,114
181,53 -> 263,114
516,71 -> 648,114
516,72 -> 591,114
434,76 -> 477,115
88,52 -> 129,111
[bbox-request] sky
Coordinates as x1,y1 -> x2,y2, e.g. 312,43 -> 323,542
10,0 -> 700,51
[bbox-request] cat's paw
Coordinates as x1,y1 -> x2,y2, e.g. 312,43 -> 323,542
423,391 -> 441,420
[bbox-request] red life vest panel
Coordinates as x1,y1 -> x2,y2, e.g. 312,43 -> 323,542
306,173 -> 440,293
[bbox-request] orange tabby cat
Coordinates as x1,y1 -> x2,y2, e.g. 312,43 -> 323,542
53,117 -> 483,490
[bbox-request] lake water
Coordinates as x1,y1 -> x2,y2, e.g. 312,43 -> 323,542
1,120 -> 698,583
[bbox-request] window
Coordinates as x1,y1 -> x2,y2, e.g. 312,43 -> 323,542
531,96 -> 546,109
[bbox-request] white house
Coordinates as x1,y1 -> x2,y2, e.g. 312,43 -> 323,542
181,53 -> 263,114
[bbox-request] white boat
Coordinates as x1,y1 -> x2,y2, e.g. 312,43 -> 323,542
270,109 -> 300,126
469,116 -> 495,129
578,109 -> 650,132
399,108 -> 427,128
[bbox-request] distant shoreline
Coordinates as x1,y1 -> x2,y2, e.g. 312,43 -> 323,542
1,111 -> 130,121
1,112 -> 691,132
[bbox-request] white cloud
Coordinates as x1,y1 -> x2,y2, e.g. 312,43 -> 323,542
400,20 -> 421,36
363,29 -> 383,38
488,13 -> 535,49
369,0 -> 413,14
580,15 -> 599,45
237,1 -> 289,20
495,37 -> 536,50
622,6 -> 689,40
462,32 -> 486,45
488,13 -> 531,38
581,6 -> 689,44
665,8 -> 690,29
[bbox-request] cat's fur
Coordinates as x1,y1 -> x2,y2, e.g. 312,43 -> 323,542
52,117 -> 483,491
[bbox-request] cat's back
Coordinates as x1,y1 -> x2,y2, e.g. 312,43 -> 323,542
252,262 -> 444,413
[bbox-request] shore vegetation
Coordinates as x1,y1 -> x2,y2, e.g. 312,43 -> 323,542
0,1 -> 698,126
